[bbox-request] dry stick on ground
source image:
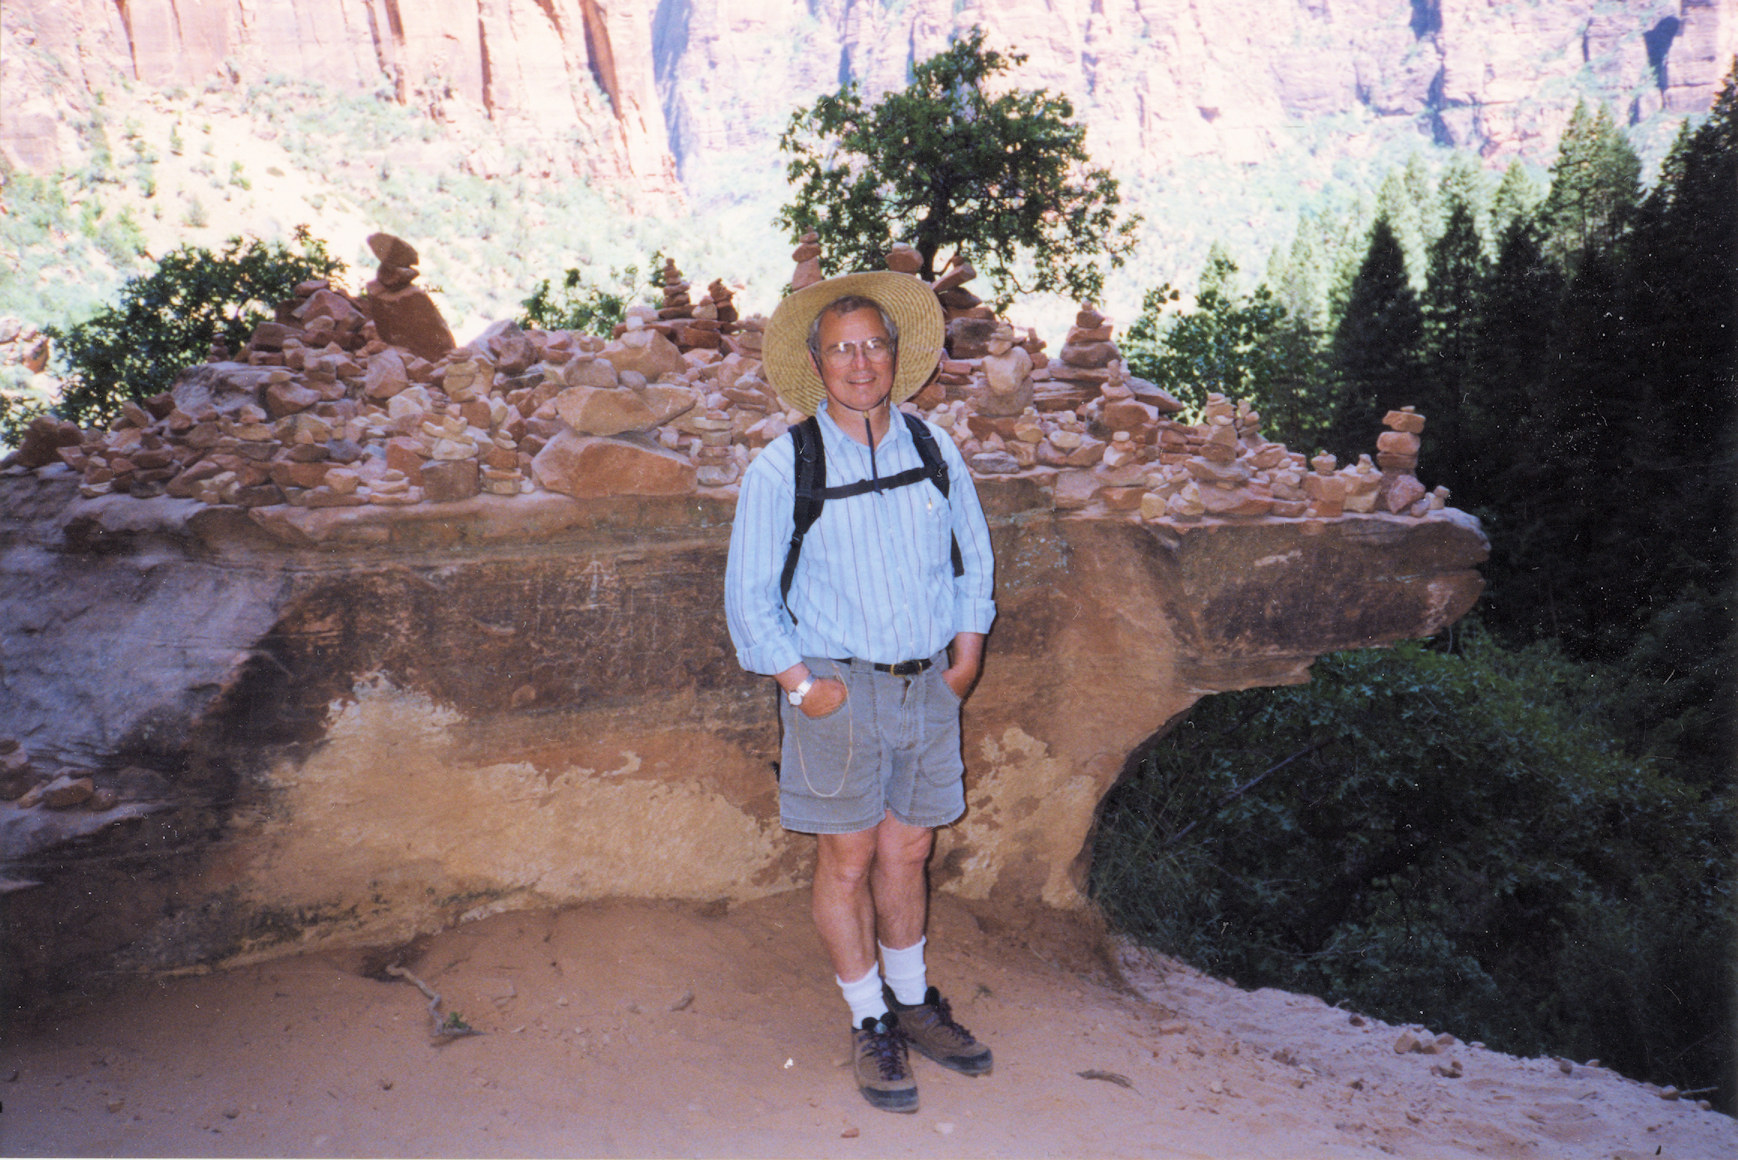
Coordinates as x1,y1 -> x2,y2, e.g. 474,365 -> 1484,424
385,964 -> 482,1041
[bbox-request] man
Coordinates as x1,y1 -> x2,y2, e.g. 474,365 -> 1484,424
724,271 -> 997,1114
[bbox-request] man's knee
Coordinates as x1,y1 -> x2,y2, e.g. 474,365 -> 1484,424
875,816 -> 935,869
815,828 -> 879,888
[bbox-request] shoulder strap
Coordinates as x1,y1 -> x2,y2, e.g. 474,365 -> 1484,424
902,412 -> 965,580
780,416 -> 825,621
780,414 -> 965,621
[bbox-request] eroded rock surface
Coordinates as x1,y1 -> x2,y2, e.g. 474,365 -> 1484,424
0,467 -> 1484,995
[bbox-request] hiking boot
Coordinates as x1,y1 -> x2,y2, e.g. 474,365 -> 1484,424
852,1014 -> 919,1113
885,985 -> 993,1076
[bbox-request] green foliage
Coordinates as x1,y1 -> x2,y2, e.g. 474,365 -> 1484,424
1091,633 -> 1732,1101
776,28 -> 1140,305
48,227 -> 342,427
1326,215 -> 1422,451
1124,250 -> 1327,448
1538,101 -> 1642,269
518,255 -> 663,336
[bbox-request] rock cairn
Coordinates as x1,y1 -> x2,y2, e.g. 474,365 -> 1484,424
0,734 -> 178,837
0,317 -> 51,375
1,229 -> 1450,527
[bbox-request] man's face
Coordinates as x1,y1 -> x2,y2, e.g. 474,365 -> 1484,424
812,306 -> 897,416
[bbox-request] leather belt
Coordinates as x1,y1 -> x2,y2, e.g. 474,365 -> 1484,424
838,657 -> 934,676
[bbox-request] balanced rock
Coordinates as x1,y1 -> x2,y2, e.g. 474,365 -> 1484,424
603,327 -> 686,382
554,386 -> 657,437
531,431 -> 697,499
368,285 -> 456,363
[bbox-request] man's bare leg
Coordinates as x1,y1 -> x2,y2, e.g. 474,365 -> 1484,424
813,811 -> 933,979
870,811 -> 933,951
812,824 -> 880,982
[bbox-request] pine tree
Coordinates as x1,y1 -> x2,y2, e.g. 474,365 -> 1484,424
1417,193 -> 1489,486
1327,215 -> 1424,455
1538,102 -> 1642,270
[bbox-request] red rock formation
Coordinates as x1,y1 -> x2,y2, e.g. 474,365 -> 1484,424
3,0 -> 1730,185
0,0 -> 681,195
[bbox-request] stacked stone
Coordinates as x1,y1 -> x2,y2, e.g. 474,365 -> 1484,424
359,233 -> 457,364
791,232 -> 824,290
932,254 -> 1000,364
8,231 -> 1456,528
1375,407 -> 1436,516
1037,306 -> 1119,413
653,258 -> 724,354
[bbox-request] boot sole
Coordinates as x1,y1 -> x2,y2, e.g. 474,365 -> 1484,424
860,1085 -> 920,1113
909,1041 -> 993,1077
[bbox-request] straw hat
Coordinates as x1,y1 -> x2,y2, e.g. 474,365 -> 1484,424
762,271 -> 944,415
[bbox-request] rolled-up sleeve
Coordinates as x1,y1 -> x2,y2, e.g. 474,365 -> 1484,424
724,437 -> 805,676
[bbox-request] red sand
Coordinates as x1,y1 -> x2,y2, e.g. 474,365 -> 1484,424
3,890 -> 1730,1157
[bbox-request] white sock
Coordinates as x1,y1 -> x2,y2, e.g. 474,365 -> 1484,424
837,964 -> 888,1026
879,937 -> 928,1006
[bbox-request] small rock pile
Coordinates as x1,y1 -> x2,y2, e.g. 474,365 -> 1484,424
0,228 -> 1451,527
2,737 -> 110,811
0,317 -> 51,375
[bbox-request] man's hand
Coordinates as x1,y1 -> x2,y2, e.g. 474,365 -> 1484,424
797,677 -> 848,718
776,663 -> 848,718
941,631 -> 986,702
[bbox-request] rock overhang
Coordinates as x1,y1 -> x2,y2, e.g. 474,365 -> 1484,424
0,242 -> 1487,995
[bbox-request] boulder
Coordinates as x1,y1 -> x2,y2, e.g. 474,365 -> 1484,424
366,286 -> 456,363
531,431 -> 697,498
553,386 -> 657,437
602,329 -> 686,382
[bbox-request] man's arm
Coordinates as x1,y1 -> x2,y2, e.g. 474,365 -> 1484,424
942,631 -> 986,700
933,422 -> 996,700
724,438 -> 848,717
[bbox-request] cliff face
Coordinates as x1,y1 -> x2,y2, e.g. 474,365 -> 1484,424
0,474 -> 1485,992
0,0 -> 681,192
3,0 -> 1733,190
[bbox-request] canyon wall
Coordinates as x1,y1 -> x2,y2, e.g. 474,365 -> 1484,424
3,0 -> 1733,190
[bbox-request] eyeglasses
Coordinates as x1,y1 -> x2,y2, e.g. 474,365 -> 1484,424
818,336 -> 895,367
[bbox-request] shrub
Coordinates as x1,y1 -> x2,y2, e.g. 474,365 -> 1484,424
1090,631 -> 1732,1104
518,254 -> 663,336
48,227 -> 342,427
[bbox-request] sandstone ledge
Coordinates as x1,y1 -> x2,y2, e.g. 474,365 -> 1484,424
0,468 -> 1484,995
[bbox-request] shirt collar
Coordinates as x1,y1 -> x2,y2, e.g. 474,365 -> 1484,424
815,398 -> 909,452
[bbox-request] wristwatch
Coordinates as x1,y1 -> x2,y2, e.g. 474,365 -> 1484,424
786,675 -> 816,706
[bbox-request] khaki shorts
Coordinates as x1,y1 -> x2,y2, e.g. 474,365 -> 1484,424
777,652 -> 966,834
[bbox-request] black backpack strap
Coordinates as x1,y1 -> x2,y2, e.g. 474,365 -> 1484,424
902,412 -> 964,579
780,416 -> 825,621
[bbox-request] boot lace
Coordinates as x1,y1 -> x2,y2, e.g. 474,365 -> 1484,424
864,1018 -> 907,1080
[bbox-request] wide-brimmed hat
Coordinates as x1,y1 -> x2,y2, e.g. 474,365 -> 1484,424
762,271 -> 944,415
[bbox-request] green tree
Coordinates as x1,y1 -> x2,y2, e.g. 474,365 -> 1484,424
775,28 -> 1139,305
1415,192 -> 1488,483
1489,160 -> 1539,240
50,228 -> 342,428
1125,250 -> 1327,448
1326,215 -> 1423,453
1091,635 -> 1732,1107
518,254 -> 662,336
1538,101 -> 1642,269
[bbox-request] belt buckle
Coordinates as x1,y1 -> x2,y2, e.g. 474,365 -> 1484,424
890,659 -> 926,677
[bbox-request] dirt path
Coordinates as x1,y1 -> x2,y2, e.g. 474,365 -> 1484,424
2,891 -> 1729,1157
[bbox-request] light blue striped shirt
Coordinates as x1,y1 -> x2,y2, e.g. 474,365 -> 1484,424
724,400 -> 996,675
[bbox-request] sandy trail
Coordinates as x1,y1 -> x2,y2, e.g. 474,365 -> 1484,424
2,890 -> 1730,1158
